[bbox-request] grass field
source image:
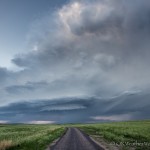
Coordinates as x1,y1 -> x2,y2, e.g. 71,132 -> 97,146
78,120 -> 150,150
0,124 -> 65,150
0,121 -> 150,150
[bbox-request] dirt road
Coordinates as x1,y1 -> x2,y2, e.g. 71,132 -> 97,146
50,128 -> 105,150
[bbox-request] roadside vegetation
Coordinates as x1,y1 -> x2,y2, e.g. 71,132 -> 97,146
0,120 -> 150,150
78,120 -> 150,150
0,124 -> 65,150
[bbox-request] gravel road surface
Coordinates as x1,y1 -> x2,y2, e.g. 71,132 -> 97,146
50,128 -> 105,150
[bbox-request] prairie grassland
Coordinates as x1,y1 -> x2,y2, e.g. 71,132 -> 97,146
78,120 -> 150,150
0,124 -> 65,150
0,121 -> 150,150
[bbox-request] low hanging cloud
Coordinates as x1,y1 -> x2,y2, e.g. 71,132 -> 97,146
0,120 -> 9,124
28,121 -> 55,124
0,0 -> 150,122
91,114 -> 132,122
0,92 -> 150,123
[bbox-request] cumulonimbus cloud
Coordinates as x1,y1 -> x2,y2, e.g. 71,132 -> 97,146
1,0 -> 150,110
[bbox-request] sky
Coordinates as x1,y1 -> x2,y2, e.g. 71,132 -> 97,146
0,0 -> 150,124
0,0 -> 67,68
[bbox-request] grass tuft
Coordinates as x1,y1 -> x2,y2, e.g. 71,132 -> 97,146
0,140 -> 14,150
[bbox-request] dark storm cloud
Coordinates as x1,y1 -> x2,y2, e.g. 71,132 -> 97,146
11,0 -> 150,92
83,0 -> 150,37
0,98 -> 93,123
63,2 -> 123,36
0,92 -> 150,123
1,0 -> 150,122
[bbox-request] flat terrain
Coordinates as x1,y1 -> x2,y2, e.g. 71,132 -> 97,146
0,124 -> 64,150
0,120 -> 150,150
50,128 -> 104,150
78,120 -> 150,150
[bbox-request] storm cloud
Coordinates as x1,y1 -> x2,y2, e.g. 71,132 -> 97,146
0,92 -> 150,123
0,0 -> 150,123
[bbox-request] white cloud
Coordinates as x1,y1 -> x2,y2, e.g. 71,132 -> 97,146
91,114 -> 132,121
28,120 -> 55,124
0,120 -> 9,124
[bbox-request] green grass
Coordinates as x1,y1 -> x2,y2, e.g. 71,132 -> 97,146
0,124 -> 65,150
77,120 -> 150,150
0,120 -> 150,150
